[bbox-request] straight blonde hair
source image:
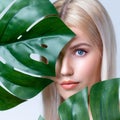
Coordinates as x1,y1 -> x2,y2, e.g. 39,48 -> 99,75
42,0 -> 116,120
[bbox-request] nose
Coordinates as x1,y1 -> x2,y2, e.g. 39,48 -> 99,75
60,56 -> 73,76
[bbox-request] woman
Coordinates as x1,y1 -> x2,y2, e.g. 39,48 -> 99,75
42,0 -> 116,120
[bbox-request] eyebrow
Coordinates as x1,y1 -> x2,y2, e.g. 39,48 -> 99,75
69,43 -> 92,50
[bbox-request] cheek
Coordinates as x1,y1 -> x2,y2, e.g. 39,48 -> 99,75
75,56 -> 101,80
85,59 -> 100,73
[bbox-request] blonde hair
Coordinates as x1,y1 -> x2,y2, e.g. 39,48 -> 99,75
42,0 -> 116,120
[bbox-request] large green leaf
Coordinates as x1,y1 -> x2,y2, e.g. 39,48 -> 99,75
0,17 -> 74,100
58,78 -> 120,120
58,88 -> 89,120
0,86 -> 25,110
0,0 -> 58,43
90,78 -> 120,120
0,0 -> 75,110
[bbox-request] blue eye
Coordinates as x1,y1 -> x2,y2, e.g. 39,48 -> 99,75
75,49 -> 86,56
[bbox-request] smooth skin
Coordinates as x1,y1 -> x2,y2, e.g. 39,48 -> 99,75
55,27 -> 102,100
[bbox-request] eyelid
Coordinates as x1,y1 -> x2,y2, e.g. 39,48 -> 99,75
74,47 -> 88,53
69,43 -> 91,50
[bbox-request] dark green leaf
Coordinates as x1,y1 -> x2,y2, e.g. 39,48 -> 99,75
58,78 -> 120,120
90,78 -> 120,120
58,88 -> 89,120
0,0 -> 75,108
0,0 -> 58,43
0,86 -> 25,110
0,16 -> 74,99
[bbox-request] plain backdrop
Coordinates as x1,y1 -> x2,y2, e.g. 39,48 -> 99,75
0,0 -> 120,120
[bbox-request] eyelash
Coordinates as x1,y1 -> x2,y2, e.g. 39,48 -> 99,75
74,49 -> 87,56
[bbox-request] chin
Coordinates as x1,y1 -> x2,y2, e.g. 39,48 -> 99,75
61,91 -> 78,100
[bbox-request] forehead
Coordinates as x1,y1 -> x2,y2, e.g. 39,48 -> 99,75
67,26 -> 102,49
60,26 -> 102,56
60,27 -> 92,54
68,26 -> 92,45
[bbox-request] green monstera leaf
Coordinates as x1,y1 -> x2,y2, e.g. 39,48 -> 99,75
58,78 -> 120,120
59,88 -> 89,120
0,86 -> 25,110
38,115 -> 45,120
90,78 -> 120,120
0,0 -> 75,110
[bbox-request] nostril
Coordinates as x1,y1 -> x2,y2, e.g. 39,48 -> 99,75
30,53 -> 49,64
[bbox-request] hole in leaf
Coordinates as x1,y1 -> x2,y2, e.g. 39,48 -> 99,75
30,53 -> 48,64
40,56 -> 49,64
40,44 -> 48,48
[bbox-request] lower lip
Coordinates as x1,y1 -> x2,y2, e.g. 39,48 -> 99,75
61,83 -> 79,90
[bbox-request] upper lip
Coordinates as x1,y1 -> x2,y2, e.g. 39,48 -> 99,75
60,81 -> 79,85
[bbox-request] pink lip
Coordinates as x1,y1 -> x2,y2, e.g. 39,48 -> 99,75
61,81 -> 79,90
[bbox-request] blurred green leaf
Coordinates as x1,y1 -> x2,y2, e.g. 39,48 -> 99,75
58,88 -> 89,120
38,115 -> 45,120
90,78 -> 120,120
59,78 -> 120,120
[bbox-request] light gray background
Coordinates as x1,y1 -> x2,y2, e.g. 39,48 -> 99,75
0,0 -> 119,120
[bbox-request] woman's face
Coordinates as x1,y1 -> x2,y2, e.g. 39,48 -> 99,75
55,27 -> 102,99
